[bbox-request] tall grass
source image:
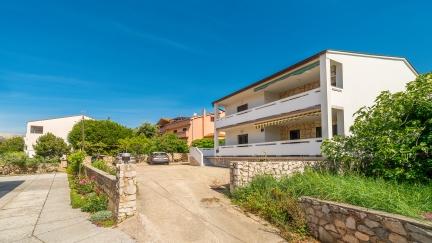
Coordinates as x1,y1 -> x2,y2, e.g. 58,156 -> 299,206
231,170 -> 432,240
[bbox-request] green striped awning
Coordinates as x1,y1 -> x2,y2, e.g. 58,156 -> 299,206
254,110 -> 321,129
254,61 -> 319,92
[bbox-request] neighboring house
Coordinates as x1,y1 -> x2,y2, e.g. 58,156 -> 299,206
157,110 -> 224,145
24,115 -> 92,157
212,50 -> 417,157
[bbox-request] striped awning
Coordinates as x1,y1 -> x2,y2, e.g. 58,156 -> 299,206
254,110 -> 321,129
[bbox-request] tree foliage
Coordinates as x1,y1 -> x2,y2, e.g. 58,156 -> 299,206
34,133 -> 69,158
118,136 -> 154,155
0,136 -> 24,154
321,73 -> 432,183
154,134 -> 188,155
135,122 -> 158,138
68,120 -> 133,155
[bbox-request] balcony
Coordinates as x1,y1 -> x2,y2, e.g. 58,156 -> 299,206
215,88 -> 322,129
217,138 -> 322,156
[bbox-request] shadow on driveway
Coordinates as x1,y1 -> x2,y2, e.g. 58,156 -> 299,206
0,180 -> 24,198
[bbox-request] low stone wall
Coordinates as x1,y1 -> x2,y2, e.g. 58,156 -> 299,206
229,160 -> 317,191
83,164 -> 137,222
169,153 -> 188,162
0,163 -> 59,175
300,196 -> 432,243
208,156 -> 322,168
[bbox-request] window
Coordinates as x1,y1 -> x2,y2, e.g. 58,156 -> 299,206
332,124 -> 337,136
289,130 -> 300,140
330,65 -> 337,86
316,127 -> 322,138
210,117 -> 215,122
237,104 -> 248,112
238,134 -> 248,144
182,128 -> 187,132
30,126 -> 43,134
173,130 -> 177,133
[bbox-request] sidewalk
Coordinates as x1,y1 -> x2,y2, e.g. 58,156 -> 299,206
0,173 -> 134,243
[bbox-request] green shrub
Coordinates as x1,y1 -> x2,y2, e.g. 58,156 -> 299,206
0,136 -> 24,154
81,192 -> 108,213
118,136 -> 153,156
34,133 -> 69,158
91,160 -> 116,175
89,210 -> 113,222
135,122 -> 158,138
321,73 -> 432,183
70,189 -> 86,208
74,176 -> 96,194
190,138 -> 225,148
67,151 -> 86,175
0,152 -> 27,167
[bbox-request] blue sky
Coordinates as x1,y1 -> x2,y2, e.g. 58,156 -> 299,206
0,0 -> 431,134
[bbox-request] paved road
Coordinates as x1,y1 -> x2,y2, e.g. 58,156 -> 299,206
0,173 -> 134,243
119,165 -> 285,243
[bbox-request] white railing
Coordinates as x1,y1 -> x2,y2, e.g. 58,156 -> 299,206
189,147 -> 204,166
199,148 -> 215,157
216,138 -> 322,156
216,88 -> 322,128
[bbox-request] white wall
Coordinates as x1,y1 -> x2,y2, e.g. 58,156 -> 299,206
24,115 -> 92,157
224,92 -> 265,116
327,52 -> 417,135
224,124 -> 265,145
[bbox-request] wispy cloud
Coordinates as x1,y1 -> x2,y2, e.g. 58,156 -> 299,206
0,71 -> 93,86
112,22 -> 195,52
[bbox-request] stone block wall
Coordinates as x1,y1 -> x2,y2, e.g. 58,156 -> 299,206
116,164 -> 137,222
0,163 -> 59,175
229,160 -> 317,191
83,163 -> 137,222
299,196 -> 432,243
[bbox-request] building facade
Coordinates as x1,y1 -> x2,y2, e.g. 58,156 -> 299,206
157,110 -> 224,145
212,50 -> 417,157
24,115 -> 92,157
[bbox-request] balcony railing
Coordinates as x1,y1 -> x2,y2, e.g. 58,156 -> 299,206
216,138 -> 322,156
216,88 -> 321,128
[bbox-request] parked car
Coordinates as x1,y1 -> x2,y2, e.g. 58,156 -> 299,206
149,152 -> 170,165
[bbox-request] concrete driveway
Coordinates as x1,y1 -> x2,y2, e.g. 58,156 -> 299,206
0,173 -> 134,243
119,165 -> 285,243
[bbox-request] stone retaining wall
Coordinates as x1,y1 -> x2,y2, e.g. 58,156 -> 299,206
0,163 -> 59,175
229,160 -> 317,191
83,164 -> 137,222
299,196 -> 432,243
208,156 -> 322,168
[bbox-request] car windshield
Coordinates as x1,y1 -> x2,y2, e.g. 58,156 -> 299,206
153,152 -> 167,156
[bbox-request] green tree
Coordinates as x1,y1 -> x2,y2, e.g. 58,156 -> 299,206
68,120 -> 133,155
34,133 -> 69,158
321,73 -> 432,183
155,134 -> 188,156
0,136 -> 24,154
190,138 -> 225,148
135,122 -> 158,138
118,136 -> 154,155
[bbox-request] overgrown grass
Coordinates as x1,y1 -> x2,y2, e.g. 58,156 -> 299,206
231,170 -> 432,241
91,159 -> 116,176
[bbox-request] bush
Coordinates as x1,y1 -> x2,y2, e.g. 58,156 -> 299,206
321,73 -> 432,183
0,152 -> 27,167
81,192 -> 108,213
154,133 -> 188,154
89,210 -> 113,222
191,138 -> 225,148
67,151 -> 86,175
70,188 -> 86,208
0,136 -> 24,154
74,176 -> 96,194
34,133 -> 69,159
68,120 -> 133,155
92,160 -> 116,175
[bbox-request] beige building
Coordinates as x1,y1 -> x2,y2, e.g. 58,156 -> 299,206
157,110 -> 224,145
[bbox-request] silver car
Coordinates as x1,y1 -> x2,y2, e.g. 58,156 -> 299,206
149,152 -> 170,165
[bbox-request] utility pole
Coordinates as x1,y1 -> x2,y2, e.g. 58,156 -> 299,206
81,114 -> 85,152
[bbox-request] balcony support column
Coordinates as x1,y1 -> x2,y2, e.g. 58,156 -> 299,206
213,104 -> 220,152
320,54 -> 333,140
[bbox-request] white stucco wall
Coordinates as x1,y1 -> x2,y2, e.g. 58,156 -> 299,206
224,92 -> 265,116
326,52 -> 417,135
24,115 -> 92,157
224,124 -> 265,145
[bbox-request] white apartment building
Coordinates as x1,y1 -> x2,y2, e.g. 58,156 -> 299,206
212,50 -> 417,157
24,115 -> 92,157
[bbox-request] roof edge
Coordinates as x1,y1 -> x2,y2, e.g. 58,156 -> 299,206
27,115 -> 93,123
